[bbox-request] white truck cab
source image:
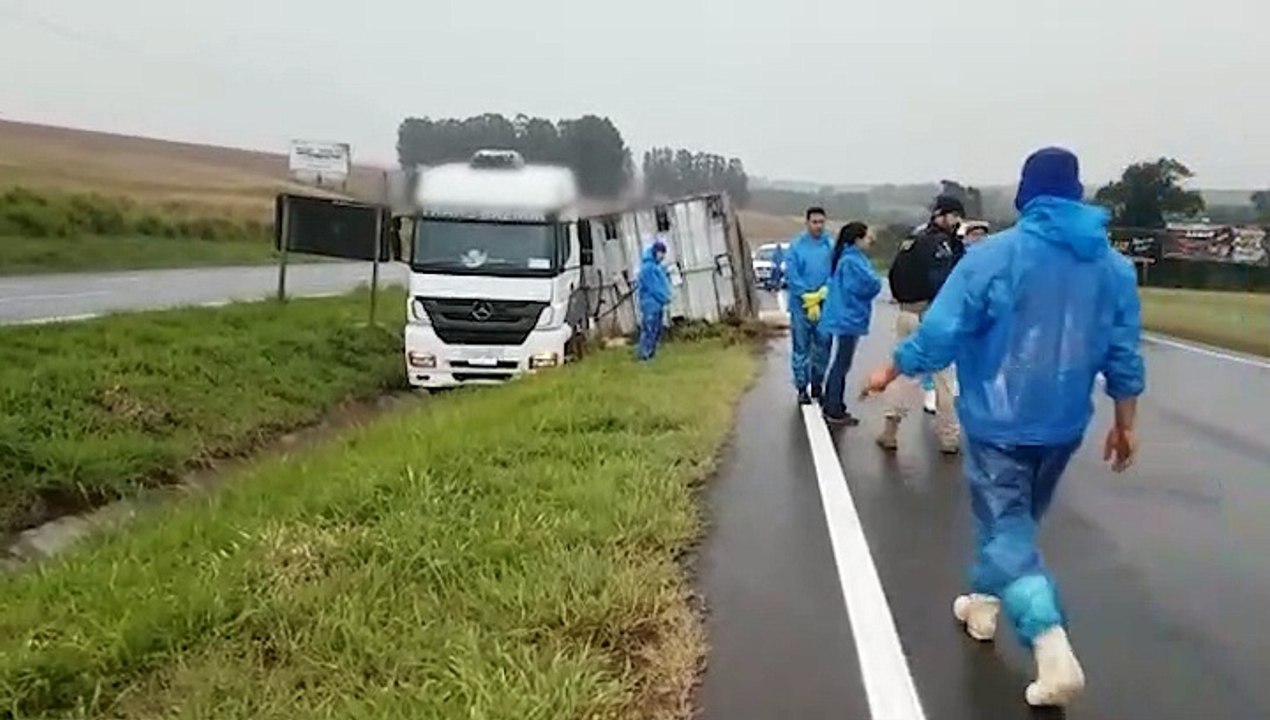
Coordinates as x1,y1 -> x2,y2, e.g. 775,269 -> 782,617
401,150 -> 582,388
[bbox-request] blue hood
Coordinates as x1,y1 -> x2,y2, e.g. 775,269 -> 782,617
642,243 -> 664,264
1017,196 -> 1110,261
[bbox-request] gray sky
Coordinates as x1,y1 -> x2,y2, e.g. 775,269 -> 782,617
2,0 -> 1266,188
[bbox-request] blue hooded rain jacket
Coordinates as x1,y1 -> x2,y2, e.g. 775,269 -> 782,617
820,245 -> 882,337
637,243 -> 672,317
783,230 -> 834,304
893,196 -> 1146,445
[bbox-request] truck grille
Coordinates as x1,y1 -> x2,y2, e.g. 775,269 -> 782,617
417,297 -> 547,346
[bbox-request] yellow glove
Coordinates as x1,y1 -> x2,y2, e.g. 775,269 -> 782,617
801,286 -> 828,322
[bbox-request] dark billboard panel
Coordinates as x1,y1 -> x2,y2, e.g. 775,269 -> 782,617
1109,228 -> 1163,262
274,194 -> 392,262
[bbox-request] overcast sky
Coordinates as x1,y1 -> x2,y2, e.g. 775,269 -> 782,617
1,0 -> 1265,188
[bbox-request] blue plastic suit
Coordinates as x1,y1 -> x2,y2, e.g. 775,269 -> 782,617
637,241 -> 673,361
784,230 -> 834,391
893,168 -> 1145,646
819,244 -> 882,417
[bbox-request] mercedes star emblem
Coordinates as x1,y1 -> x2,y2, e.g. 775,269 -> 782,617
470,301 -> 494,322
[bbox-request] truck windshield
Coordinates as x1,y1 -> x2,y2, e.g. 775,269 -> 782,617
412,219 -> 560,277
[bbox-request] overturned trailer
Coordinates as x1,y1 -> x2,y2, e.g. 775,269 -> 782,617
576,193 -> 759,341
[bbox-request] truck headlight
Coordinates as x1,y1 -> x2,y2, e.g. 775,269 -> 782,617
407,352 -> 437,369
529,352 -> 560,369
536,305 -> 561,330
411,298 -> 431,325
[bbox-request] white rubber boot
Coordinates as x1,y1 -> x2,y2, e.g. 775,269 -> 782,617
923,388 -> 937,414
952,594 -> 1000,641
1025,627 -> 1086,707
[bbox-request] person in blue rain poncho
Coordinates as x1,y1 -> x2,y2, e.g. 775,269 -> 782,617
818,222 -> 881,426
861,148 -> 1146,708
785,207 -> 835,404
636,239 -> 673,361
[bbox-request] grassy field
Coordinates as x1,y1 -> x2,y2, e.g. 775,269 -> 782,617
0,339 -> 755,719
1140,288 -> 1269,356
0,289 -> 405,535
0,234 -> 281,274
0,120 -> 384,274
0,120 -> 385,219
738,210 -> 803,245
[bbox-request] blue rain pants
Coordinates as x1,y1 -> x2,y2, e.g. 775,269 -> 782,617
789,303 -> 829,391
822,334 -> 860,418
964,439 -> 1080,646
637,308 -> 664,361
921,375 -> 935,392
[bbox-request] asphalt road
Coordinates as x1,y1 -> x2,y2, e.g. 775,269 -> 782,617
0,262 -> 408,325
699,293 -> 1270,719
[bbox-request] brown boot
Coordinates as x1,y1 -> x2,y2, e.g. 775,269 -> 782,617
876,417 -> 900,451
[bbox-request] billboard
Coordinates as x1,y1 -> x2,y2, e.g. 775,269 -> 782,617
1109,228 -> 1162,262
287,140 -> 351,186
274,194 -> 391,262
1163,223 -> 1269,267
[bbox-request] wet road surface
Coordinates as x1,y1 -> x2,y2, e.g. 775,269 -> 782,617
698,293 -> 1270,719
0,262 -> 407,325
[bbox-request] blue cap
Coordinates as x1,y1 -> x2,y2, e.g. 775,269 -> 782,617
1015,147 -> 1084,210
652,239 -> 667,254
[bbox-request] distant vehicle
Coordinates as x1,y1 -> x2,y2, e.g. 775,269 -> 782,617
752,242 -> 789,288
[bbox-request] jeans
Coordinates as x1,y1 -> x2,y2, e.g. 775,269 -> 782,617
822,334 -> 860,418
964,439 -> 1081,646
789,302 -> 829,391
637,307 -> 664,361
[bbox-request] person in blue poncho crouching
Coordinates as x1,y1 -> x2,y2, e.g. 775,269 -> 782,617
636,239 -> 673,361
861,147 -> 1146,708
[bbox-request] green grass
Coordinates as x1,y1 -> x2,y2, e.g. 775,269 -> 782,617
0,234 -> 282,275
0,289 -> 406,534
1140,288 -> 1269,357
0,340 -> 756,719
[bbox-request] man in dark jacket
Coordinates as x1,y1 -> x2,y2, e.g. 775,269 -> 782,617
879,194 -> 966,452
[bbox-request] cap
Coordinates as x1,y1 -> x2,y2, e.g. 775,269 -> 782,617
932,194 -> 966,217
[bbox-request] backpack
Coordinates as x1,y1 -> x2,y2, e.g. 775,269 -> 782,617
887,238 -> 930,303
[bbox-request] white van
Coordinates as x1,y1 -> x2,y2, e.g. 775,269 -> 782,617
400,150 -> 583,388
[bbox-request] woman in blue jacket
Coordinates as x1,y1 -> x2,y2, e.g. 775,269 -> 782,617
819,222 -> 882,425
636,239 -> 673,361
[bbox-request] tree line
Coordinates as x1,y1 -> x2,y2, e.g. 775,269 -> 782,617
1094,158 -> 1270,228
396,114 -> 753,204
641,148 -> 750,206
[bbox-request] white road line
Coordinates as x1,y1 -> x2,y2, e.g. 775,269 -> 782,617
801,406 -> 927,720
1144,333 -> 1270,370
0,291 -> 110,304
11,313 -> 102,326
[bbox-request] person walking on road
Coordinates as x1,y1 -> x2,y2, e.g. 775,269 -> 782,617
785,207 -> 835,405
861,147 -> 1146,708
879,195 -> 967,453
920,222 -> 987,414
636,239 -> 672,361
819,222 -> 882,426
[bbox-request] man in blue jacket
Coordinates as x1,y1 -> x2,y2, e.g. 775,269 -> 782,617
862,148 -> 1146,708
785,207 -> 835,404
636,239 -> 672,361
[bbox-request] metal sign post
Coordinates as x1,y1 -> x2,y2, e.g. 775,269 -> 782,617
276,194 -> 290,301
368,170 -> 389,327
